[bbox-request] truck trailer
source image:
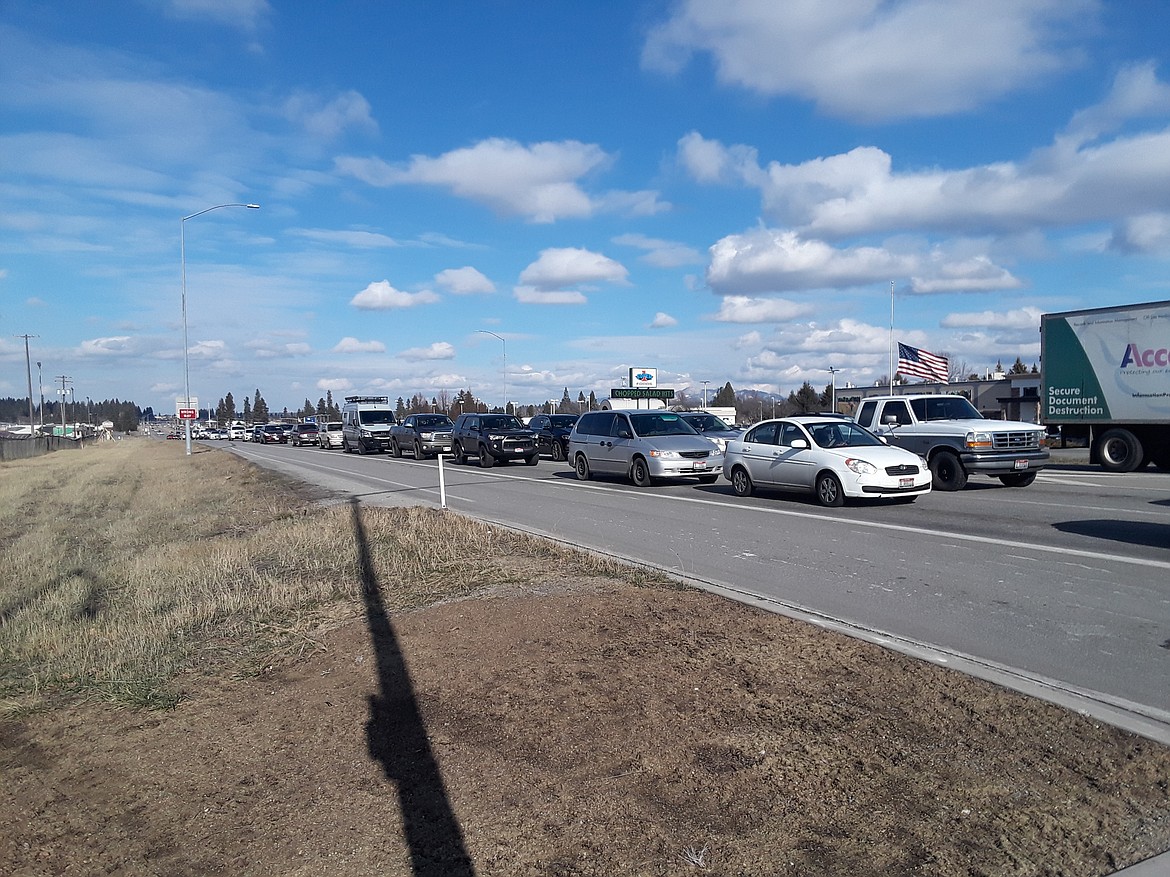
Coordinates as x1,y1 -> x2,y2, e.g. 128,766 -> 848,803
1040,300 -> 1170,472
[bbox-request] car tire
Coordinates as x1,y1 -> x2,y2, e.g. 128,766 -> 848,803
342,438 -> 350,453
391,439 -> 402,458
551,441 -> 565,462
697,474 -> 718,484
356,440 -> 366,455
631,457 -> 653,487
815,471 -> 845,507
999,471 -> 1037,487
525,454 -> 539,466
414,440 -> 425,459
929,452 -> 967,491
574,453 -> 591,480
479,445 -> 494,468
731,466 -> 754,497
453,442 -> 466,464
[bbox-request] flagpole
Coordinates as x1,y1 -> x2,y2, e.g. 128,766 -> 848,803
889,281 -> 895,392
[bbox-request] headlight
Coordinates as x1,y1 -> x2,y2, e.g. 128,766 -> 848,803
648,449 -> 682,459
965,431 -> 992,450
420,432 -> 434,439
361,428 -> 372,438
844,458 -> 877,475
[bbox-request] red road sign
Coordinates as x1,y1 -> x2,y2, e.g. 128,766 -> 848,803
178,408 -> 197,420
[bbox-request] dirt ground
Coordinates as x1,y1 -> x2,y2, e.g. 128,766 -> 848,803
2,574 -> 1169,877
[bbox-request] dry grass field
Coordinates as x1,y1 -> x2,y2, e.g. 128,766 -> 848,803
1,439 -> 1168,876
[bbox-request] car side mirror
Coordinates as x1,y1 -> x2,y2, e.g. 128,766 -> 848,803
616,427 -> 632,439
790,438 -> 809,449
882,414 -> 899,427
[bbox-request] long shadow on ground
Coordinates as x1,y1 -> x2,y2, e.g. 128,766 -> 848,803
352,498 -> 476,876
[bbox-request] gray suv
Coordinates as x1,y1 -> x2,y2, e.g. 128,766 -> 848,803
451,413 -> 538,467
568,410 -> 723,486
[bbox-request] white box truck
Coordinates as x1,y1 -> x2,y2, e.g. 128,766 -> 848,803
1041,300 -> 1170,471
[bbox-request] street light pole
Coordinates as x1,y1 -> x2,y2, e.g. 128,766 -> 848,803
476,329 -> 506,414
701,380 -> 710,409
16,334 -> 37,431
181,202 -> 259,456
828,366 -> 840,414
36,361 -> 43,427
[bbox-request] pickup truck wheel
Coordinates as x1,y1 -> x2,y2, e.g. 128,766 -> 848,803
414,440 -> 425,459
999,471 -> 1037,487
574,454 -> 591,480
551,440 -> 565,462
929,452 -> 968,491
1096,428 -> 1144,472
815,472 -> 845,507
731,466 -> 754,497
390,438 -> 402,458
631,457 -> 653,487
479,446 -> 495,468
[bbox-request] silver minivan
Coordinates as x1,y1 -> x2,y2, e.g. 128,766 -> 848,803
568,410 -> 723,486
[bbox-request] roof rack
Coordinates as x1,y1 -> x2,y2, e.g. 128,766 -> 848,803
343,395 -> 390,405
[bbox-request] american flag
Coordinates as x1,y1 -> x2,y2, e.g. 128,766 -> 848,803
897,342 -> 949,383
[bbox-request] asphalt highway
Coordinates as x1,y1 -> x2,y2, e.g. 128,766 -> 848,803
222,439 -> 1170,743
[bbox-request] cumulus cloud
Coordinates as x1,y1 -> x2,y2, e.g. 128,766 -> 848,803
644,0 -> 1091,121
706,228 -> 1021,295
351,280 -> 440,310
712,296 -> 815,323
513,286 -> 587,305
333,337 -> 386,353
399,341 -> 456,361
335,138 -> 666,223
1111,213 -> 1170,254
518,247 -> 629,290
435,266 -> 495,294
612,233 -> 704,268
77,336 -> 137,357
649,312 -> 678,328
316,377 -> 353,392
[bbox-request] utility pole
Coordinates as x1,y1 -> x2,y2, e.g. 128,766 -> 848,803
36,361 -> 44,426
16,335 -> 38,431
56,375 -> 72,434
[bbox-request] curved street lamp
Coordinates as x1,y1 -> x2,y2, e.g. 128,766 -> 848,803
476,329 -> 506,414
181,203 -> 259,456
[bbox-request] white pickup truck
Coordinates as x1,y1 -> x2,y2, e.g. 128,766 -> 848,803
853,394 -> 1049,490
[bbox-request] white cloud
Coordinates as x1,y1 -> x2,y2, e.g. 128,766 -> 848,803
351,280 -> 440,310
612,233 -> 704,268
333,337 -> 386,353
335,138 -> 666,223
316,377 -> 353,392
513,286 -> 587,305
1111,213 -> 1170,254
711,296 -> 816,323
518,247 -> 629,290
941,307 -> 1043,330
291,228 -> 402,248
649,312 -> 678,328
282,90 -> 377,140
162,0 -> 270,32
77,336 -> 137,357
706,228 -> 1022,294
435,266 -> 495,294
645,0 -> 1091,121
399,342 -> 456,361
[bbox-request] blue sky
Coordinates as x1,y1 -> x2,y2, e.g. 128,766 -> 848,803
3,0 -> 1170,414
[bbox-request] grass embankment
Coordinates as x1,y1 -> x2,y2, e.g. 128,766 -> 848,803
0,439 -> 662,715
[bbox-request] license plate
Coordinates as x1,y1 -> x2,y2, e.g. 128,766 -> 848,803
693,461 -> 707,469
900,477 -> 914,488
1014,459 -> 1030,470
440,445 -> 451,452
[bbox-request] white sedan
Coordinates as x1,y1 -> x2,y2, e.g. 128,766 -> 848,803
723,416 -> 931,507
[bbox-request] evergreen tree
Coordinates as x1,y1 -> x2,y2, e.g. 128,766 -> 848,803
588,391 -> 598,411
1009,356 -> 1029,375
252,389 -> 269,423
395,397 -> 406,418
223,391 -> 236,422
302,398 -> 315,418
558,387 -> 572,413
242,397 -> 252,422
317,397 -> 327,416
712,381 -> 736,407
787,381 -> 820,414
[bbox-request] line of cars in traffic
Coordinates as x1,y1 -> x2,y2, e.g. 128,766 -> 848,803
294,407 -> 934,507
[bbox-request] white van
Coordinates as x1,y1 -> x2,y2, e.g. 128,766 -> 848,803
341,395 -> 397,454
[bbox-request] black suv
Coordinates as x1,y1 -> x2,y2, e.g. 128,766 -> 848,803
527,413 -> 578,461
451,413 -> 538,468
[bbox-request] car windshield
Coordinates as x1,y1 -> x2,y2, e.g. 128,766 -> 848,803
263,425 -> 282,433
415,416 -> 452,428
548,415 -> 577,428
326,423 -> 342,432
807,421 -> 884,449
910,396 -> 982,421
482,416 -> 525,430
684,414 -> 731,431
628,412 -> 698,437
358,410 -> 395,424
